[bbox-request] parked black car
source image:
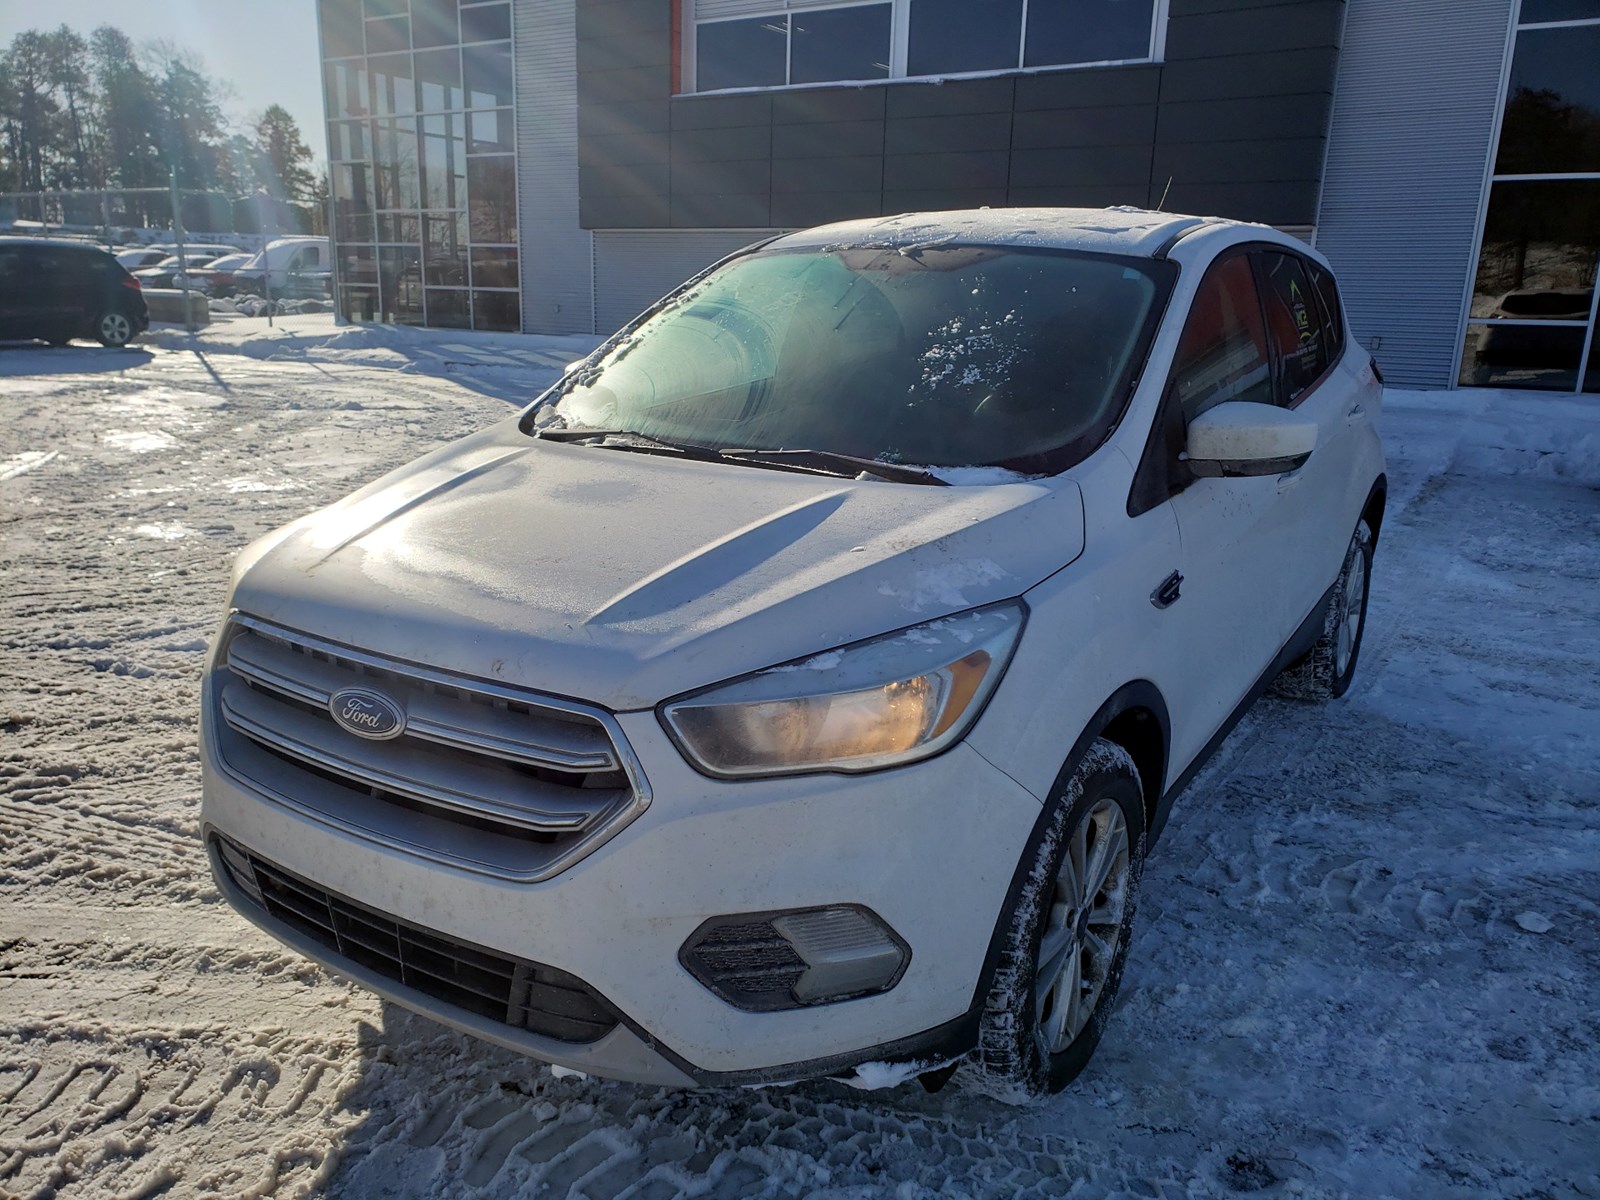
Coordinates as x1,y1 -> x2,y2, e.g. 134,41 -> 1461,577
0,238 -> 149,347
133,253 -> 222,291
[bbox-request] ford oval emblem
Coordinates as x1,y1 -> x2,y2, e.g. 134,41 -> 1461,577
329,687 -> 406,740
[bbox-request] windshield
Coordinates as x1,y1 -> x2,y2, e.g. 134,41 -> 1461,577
536,244 -> 1174,474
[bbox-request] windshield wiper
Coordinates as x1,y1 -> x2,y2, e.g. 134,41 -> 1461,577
721,448 -> 950,486
536,428 -> 948,485
534,427 -> 727,461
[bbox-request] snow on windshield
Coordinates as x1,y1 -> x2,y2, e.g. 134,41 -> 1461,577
546,246 -> 1170,477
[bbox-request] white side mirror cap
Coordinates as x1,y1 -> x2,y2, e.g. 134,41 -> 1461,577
1185,401 -> 1317,478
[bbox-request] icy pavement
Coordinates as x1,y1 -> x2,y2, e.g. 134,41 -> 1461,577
1,325 -> 1597,1199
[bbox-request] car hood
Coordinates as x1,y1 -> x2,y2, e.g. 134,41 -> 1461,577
229,419 -> 1085,710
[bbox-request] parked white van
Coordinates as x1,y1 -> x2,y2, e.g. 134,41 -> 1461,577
233,236 -> 330,299
200,208 -> 1385,1097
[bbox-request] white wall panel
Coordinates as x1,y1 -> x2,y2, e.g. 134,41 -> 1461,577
515,0 -> 593,335
1315,0 -> 1514,387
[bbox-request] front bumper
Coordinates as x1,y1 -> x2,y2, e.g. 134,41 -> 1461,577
200,690 -> 1042,1084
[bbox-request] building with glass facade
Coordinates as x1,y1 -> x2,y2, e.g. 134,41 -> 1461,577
320,0 -> 521,330
316,0 -> 1599,394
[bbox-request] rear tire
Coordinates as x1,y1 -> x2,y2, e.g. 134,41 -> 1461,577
976,739 -> 1146,1097
1272,519 -> 1373,702
94,309 -> 134,347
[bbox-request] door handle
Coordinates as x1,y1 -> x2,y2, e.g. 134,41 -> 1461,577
1150,571 -> 1182,610
1345,404 -> 1365,423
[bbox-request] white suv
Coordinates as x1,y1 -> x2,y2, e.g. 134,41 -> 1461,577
200,208 -> 1384,1096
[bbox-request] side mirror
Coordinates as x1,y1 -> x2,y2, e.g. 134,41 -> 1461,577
1185,401 -> 1317,478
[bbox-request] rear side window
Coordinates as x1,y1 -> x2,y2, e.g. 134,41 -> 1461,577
1258,251 -> 1329,403
1169,252 -> 1273,421
34,251 -> 78,279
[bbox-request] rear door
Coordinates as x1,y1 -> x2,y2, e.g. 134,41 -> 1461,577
32,248 -> 87,333
1252,249 -> 1365,613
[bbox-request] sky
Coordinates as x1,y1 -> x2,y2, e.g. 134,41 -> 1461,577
0,1 -> 327,165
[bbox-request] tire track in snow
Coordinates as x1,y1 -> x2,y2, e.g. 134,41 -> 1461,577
2,343 -> 536,1199
0,1023 -> 362,1200
335,1027 -> 1223,1200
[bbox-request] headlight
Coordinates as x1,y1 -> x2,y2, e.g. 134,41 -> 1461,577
660,603 -> 1024,777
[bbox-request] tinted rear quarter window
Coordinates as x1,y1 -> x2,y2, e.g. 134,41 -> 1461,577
1258,251 -> 1329,403
1307,261 -> 1345,363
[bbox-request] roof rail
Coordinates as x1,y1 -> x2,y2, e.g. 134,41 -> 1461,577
1152,217 -> 1220,260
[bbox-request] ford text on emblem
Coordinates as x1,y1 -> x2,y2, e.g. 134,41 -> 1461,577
329,687 -> 406,740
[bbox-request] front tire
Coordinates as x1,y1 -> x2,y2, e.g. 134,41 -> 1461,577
976,738 -> 1146,1097
1273,519 -> 1373,702
94,309 -> 134,347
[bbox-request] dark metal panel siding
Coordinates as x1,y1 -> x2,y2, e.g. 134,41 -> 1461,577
516,0 -> 593,334
578,0 -> 1343,232
577,0 -> 675,230
1315,0 -> 1513,387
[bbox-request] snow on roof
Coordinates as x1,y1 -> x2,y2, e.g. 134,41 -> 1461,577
767,206 -> 1232,258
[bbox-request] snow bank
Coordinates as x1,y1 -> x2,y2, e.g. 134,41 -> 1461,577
1386,385 -> 1600,487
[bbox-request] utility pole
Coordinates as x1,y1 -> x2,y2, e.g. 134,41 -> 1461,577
166,104 -> 194,335
257,188 -> 278,329
169,163 -> 193,334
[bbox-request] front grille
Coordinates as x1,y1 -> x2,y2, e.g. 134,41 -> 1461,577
214,835 -> 621,1043
212,615 -> 649,881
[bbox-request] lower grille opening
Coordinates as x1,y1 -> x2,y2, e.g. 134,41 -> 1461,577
214,835 -> 620,1044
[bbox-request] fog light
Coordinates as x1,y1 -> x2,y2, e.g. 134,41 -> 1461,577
680,905 -> 909,1012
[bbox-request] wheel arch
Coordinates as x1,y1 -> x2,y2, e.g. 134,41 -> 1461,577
955,680 -> 1171,1058
993,680 -> 1173,960
1073,681 -> 1171,838
1361,474 -> 1387,546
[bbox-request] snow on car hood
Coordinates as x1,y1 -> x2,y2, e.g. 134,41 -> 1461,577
229,418 -> 1085,710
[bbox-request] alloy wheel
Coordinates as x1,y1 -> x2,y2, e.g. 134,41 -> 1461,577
1035,798 -> 1131,1055
100,312 -> 132,345
1335,541 -> 1368,677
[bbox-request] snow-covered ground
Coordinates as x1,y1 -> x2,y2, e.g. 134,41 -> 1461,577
2,318 -> 1597,1200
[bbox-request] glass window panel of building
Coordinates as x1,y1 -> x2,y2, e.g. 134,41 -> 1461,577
908,0 -> 1021,76
791,6 -> 892,85
1518,0 -> 1600,22
460,2 -> 511,44
322,0 -> 519,332
692,0 -> 1159,92
412,0 -> 459,47
1462,11 -> 1600,392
